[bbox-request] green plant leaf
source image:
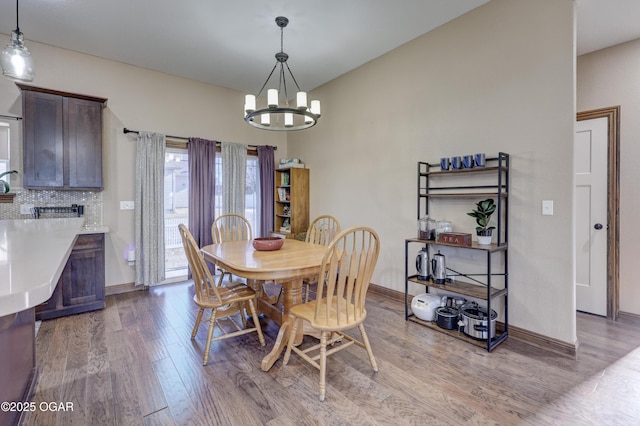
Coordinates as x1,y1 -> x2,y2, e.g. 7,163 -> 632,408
0,170 -> 18,194
467,198 -> 496,231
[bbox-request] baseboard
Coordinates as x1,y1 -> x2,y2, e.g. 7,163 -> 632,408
105,282 -> 143,296
618,311 -> 640,325
369,283 -> 578,358
507,324 -> 577,358
369,283 -> 406,303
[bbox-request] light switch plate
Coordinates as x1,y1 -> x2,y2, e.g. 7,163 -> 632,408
542,200 -> 554,215
120,201 -> 134,210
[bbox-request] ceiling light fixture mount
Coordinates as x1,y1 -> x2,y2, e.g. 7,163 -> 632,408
244,16 -> 321,131
0,0 -> 34,82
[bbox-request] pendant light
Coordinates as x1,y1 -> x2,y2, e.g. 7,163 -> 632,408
1,0 -> 35,82
244,17 -> 321,131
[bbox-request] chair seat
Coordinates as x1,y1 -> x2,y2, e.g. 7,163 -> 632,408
193,282 -> 256,308
290,296 -> 367,331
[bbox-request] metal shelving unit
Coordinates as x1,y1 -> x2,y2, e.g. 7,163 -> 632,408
405,152 -> 509,352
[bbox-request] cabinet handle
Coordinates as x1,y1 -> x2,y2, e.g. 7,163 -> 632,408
594,223 -> 603,230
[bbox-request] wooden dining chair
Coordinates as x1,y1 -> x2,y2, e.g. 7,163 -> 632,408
283,226 -> 380,401
211,213 -> 282,306
303,215 -> 341,302
179,224 -> 265,366
211,213 -> 252,285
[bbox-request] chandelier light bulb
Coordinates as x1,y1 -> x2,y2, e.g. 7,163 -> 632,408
267,89 -> 278,108
261,114 -> 271,126
310,100 -> 321,117
245,94 -> 256,113
284,113 -> 293,127
296,92 -> 308,110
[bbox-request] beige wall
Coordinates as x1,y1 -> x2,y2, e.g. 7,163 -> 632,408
0,0 -> 580,344
289,0 -> 578,343
577,38 -> 640,315
0,42 -> 287,289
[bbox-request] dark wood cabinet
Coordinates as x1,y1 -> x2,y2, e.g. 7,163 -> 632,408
18,84 -> 107,190
0,308 -> 36,426
36,234 -> 106,320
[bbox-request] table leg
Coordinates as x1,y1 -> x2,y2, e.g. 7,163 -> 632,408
261,278 -> 303,371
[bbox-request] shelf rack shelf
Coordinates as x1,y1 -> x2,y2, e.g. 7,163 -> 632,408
405,152 -> 509,352
274,168 -> 309,237
407,315 -> 507,350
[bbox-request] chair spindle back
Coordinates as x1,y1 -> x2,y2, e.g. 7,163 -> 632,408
212,213 -> 252,244
179,224 -> 223,304
314,226 -> 380,326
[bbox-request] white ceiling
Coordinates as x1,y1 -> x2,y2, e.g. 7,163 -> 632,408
1,0 -> 639,93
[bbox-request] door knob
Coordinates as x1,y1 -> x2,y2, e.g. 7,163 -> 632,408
594,223 -> 603,230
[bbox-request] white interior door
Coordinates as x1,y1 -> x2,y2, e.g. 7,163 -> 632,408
575,117 -> 608,316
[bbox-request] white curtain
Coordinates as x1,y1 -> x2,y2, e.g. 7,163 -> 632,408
221,141 -> 247,215
135,131 -> 165,286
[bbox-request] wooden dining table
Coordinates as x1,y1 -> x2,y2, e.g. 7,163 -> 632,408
200,238 -> 327,371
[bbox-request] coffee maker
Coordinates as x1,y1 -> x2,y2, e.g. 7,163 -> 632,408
415,247 -> 430,280
431,251 -> 446,284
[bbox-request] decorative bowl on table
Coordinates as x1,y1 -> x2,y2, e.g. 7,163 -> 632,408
252,237 -> 284,251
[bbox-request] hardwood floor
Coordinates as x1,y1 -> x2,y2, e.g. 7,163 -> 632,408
22,281 -> 640,425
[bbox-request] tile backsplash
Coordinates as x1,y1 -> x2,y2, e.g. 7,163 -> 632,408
0,188 -> 103,226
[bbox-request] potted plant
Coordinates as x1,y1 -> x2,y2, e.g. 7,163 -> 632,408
0,170 -> 18,193
467,198 -> 496,245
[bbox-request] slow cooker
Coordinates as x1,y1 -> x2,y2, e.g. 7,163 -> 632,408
460,302 -> 497,340
435,306 -> 459,330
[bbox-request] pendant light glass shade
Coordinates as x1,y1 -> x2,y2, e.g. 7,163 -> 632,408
1,0 -> 34,82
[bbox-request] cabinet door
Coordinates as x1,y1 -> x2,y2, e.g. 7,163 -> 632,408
65,97 -> 104,189
22,91 -> 64,188
61,234 -> 105,307
36,234 -> 105,320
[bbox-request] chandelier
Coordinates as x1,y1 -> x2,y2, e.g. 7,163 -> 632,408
0,0 -> 34,82
244,16 -> 321,131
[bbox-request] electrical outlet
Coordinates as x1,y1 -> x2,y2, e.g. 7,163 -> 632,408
20,204 -> 35,215
120,201 -> 134,210
542,200 -> 554,216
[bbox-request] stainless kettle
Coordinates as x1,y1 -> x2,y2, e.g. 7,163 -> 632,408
415,247 -> 430,280
431,250 -> 446,284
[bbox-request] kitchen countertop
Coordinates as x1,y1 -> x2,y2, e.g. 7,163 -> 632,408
0,218 -> 109,317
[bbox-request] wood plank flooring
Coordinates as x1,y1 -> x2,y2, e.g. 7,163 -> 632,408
21,281 -> 640,425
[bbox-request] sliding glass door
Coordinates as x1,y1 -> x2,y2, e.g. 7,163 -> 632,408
164,147 -> 189,278
163,148 -> 261,279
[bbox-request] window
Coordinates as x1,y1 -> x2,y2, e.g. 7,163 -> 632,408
163,148 -> 261,278
213,154 -> 261,236
164,147 -> 189,277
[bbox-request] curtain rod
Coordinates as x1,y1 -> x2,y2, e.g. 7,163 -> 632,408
123,128 -> 276,150
0,114 -> 22,121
